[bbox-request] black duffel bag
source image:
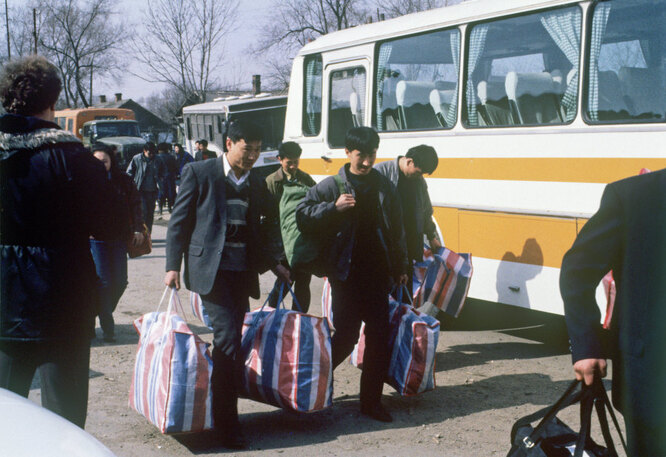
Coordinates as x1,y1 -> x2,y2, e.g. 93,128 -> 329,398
507,379 -> 627,457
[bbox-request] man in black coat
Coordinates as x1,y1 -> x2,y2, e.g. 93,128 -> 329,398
164,120 -> 288,449
560,168 -> 666,456
0,56 -> 111,428
296,127 -> 408,423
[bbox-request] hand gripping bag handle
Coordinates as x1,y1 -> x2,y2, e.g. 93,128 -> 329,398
156,286 -> 188,321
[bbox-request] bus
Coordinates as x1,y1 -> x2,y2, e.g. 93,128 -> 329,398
182,94 -> 287,174
54,108 -> 135,140
283,0 -> 666,315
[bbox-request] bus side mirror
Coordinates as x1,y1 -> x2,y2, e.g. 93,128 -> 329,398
78,128 -> 83,135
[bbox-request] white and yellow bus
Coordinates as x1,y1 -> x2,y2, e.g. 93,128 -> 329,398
283,0 -> 666,315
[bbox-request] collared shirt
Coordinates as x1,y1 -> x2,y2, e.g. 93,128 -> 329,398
223,153 -> 250,186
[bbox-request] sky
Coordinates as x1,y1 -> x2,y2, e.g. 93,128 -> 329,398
96,0 -> 275,101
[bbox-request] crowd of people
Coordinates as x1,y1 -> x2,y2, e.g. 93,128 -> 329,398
0,54 -> 663,456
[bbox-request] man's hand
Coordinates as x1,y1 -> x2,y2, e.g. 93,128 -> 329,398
132,232 -> 145,247
273,264 -> 291,283
573,358 -> 607,386
335,194 -> 356,212
164,270 -> 181,290
429,238 -> 442,251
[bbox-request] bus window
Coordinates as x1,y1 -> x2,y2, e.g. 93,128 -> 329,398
67,118 -> 73,132
586,0 -> 665,123
464,5 -> 582,127
208,124 -> 213,140
217,115 -> 223,134
328,67 -> 366,148
375,28 -> 460,131
186,117 -> 192,139
303,54 -> 322,136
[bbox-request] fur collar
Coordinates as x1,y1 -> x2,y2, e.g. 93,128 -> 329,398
0,128 -> 81,153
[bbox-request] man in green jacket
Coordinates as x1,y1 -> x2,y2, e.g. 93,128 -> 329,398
265,141 -> 316,311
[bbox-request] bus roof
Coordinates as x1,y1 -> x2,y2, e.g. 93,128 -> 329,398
54,107 -> 134,115
298,0 -> 576,56
183,94 -> 287,114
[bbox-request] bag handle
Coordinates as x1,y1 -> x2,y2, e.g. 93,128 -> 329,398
585,379 -> 627,456
394,283 -> 414,307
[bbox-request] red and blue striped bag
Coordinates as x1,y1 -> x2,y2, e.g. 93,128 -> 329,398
414,246 -> 473,318
351,290 -> 440,396
240,284 -> 333,412
129,288 -> 213,433
189,291 -> 212,329
320,277 -> 334,330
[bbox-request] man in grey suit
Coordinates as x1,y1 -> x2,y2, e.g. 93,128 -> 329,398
164,120 -> 289,449
560,168 -> 666,456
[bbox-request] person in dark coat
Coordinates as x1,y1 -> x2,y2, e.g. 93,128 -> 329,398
560,168 -> 666,456
164,120 -> 289,449
126,141 -> 166,232
265,141 -> 317,312
296,127 -> 408,423
90,143 -> 144,342
173,143 -> 193,187
0,56 -> 111,428
156,142 -> 177,214
194,139 -> 217,161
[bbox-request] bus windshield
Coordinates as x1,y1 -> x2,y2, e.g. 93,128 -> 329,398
93,122 -> 140,139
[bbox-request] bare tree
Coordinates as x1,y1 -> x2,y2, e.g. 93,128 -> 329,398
132,0 -> 239,105
36,0 -> 125,107
377,0 -> 463,18
144,86 -> 187,125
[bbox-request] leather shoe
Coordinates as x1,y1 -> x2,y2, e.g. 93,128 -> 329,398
360,403 -> 393,422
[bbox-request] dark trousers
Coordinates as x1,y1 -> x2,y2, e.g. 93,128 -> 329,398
200,270 -> 252,432
90,239 -> 128,338
625,414 -> 666,456
268,268 -> 312,313
0,338 -> 91,428
139,190 -> 158,233
330,276 -> 390,408
158,177 -> 176,214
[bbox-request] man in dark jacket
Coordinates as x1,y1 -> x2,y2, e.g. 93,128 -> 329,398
374,145 -> 441,295
0,56 -> 111,428
560,168 -> 666,456
265,141 -> 316,311
156,142 -> 177,214
164,120 -> 289,449
194,139 -> 216,161
126,141 -> 166,232
296,127 -> 408,423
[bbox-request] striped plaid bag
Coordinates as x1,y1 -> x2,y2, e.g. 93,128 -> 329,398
240,284 -> 333,412
189,291 -> 213,329
351,289 -> 440,396
320,277 -> 334,330
129,288 -> 213,434
414,246 -> 473,318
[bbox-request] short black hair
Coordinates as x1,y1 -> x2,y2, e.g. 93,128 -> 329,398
406,144 -> 438,174
143,141 -> 157,154
157,142 -> 170,153
278,141 -> 302,159
227,119 -> 262,144
345,127 -> 379,155
91,143 -> 120,175
198,139 -> 208,147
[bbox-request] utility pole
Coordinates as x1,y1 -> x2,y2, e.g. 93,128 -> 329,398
4,0 -> 10,60
33,8 -> 37,54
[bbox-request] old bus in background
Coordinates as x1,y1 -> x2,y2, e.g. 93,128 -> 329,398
54,108 -> 135,139
284,0 -> 666,315
182,94 -> 287,175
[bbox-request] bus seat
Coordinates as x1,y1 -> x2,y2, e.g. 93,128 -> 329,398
618,67 -> 664,119
349,91 -> 362,127
477,80 -> 514,126
396,81 -> 440,129
596,71 -> 629,120
429,89 -> 456,127
506,71 -> 562,125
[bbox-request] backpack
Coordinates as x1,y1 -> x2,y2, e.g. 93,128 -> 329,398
278,174 -> 346,277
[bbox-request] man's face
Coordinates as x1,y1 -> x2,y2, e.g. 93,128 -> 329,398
197,142 -> 206,151
403,158 -> 424,179
346,148 -> 376,175
226,138 -> 261,172
143,148 -> 155,159
280,156 -> 299,175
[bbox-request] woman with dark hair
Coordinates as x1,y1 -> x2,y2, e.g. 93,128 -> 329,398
173,143 -> 193,188
90,143 -> 144,342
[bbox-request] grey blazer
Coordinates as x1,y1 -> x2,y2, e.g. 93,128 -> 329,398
165,156 -> 278,297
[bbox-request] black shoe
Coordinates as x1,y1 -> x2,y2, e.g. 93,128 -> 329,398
360,403 -> 393,422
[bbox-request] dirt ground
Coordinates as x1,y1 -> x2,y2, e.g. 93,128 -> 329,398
28,222 -> 626,456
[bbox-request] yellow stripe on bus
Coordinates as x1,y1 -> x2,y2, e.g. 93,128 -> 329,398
300,157 -> 666,184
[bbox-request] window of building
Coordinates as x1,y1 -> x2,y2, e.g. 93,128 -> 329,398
328,66 -> 366,148
464,6 -> 582,127
586,0 -> 665,123
375,28 -> 460,131
303,54 -> 323,136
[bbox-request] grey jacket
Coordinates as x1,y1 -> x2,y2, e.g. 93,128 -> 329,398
374,157 -> 437,261
126,152 -> 166,191
295,164 -> 408,282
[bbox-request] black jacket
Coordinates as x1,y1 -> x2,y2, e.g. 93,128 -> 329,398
96,171 -> 143,242
0,114 -> 111,341
165,156 -> 279,297
295,165 -> 408,282
560,168 -> 666,425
